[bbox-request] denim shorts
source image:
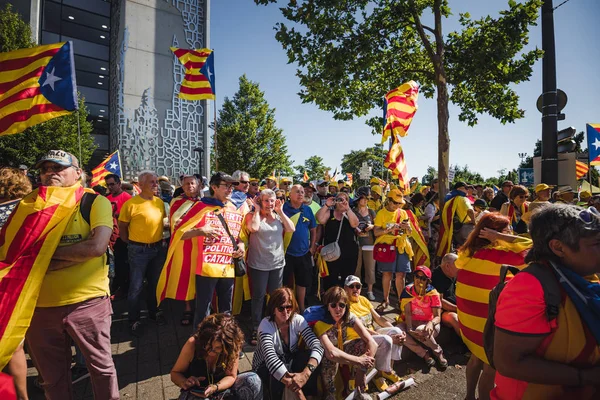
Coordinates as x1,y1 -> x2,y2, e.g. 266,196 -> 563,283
377,251 -> 411,273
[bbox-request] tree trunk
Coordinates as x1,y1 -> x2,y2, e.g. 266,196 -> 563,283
436,78 -> 450,204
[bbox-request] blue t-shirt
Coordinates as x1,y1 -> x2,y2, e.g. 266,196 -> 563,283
283,201 -> 317,257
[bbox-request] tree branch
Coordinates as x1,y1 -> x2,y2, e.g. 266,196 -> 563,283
422,25 -> 436,35
410,3 -> 436,62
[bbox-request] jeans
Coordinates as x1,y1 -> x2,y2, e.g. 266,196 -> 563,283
250,267 -> 283,330
112,238 -> 129,293
193,275 -> 235,328
26,297 -> 119,400
127,243 -> 167,323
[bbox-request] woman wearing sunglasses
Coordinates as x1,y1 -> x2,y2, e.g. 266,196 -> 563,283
455,213 -> 531,400
398,265 -> 447,369
253,288 -> 323,400
303,286 -> 377,400
499,185 -> 529,235
171,313 -> 262,400
372,189 -> 413,313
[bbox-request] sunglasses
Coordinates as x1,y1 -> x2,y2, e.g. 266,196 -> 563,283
329,302 -> 346,309
390,200 -> 402,205
250,182 -> 259,186
239,180 -> 249,184
415,274 -> 428,281
277,305 -> 293,312
277,197 -> 285,200
348,284 -> 361,290
219,183 -> 235,189
578,207 -> 600,226
40,165 -> 72,173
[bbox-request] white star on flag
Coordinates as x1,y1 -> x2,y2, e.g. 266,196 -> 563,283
108,161 -> 118,170
207,66 -> 213,81
593,138 -> 600,150
42,67 -> 62,91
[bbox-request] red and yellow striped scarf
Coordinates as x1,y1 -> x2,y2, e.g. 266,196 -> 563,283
507,201 -> 528,225
436,197 -> 460,257
405,209 -> 430,267
0,184 -> 86,368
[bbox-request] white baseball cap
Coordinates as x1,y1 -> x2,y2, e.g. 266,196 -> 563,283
344,275 -> 361,287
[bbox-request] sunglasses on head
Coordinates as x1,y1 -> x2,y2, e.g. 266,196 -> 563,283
277,305 -> 293,312
329,302 -> 346,309
348,284 -> 361,290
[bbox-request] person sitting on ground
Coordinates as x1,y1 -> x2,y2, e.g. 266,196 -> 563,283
431,253 -> 460,337
344,276 -> 404,391
171,313 -> 262,400
492,204 -> 600,399
245,190 -> 296,345
352,187 -> 377,300
373,189 -> 413,312
397,266 -> 448,369
455,213 -> 531,400
253,288 -> 323,400
303,286 -> 377,400
500,185 -> 529,235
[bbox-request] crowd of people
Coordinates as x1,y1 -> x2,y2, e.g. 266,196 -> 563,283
0,149 -> 599,400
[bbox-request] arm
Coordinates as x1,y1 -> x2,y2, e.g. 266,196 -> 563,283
440,296 -> 457,313
479,228 -> 519,243
276,208 -> 296,233
424,307 -> 442,336
171,338 -> 199,389
289,320 -> 324,391
246,211 -> 260,233
309,227 -> 317,254
370,308 -> 393,329
374,224 -> 394,238
319,332 -> 363,366
467,208 -> 475,224
345,208 -> 359,228
118,221 -> 129,243
404,302 -> 413,331
353,317 -> 378,359
315,203 -> 331,225
50,226 -> 112,269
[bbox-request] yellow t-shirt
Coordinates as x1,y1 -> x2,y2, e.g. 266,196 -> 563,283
119,196 -> 166,243
367,198 -> 382,212
373,207 -> 413,258
454,196 -> 472,224
349,295 -> 374,330
37,195 -> 113,307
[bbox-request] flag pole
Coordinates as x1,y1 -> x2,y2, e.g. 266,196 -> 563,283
213,98 -> 218,171
76,110 -> 82,163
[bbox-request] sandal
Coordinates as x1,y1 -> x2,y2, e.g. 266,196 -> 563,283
375,301 -> 389,313
250,330 -> 258,346
423,354 -> 436,367
437,354 -> 449,370
180,311 -> 193,326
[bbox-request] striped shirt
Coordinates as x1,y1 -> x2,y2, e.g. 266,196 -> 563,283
252,314 -> 324,381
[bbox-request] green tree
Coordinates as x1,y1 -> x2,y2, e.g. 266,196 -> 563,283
294,155 -> 330,182
451,164 -> 484,185
211,75 -> 293,178
255,0 -> 543,200
0,4 -> 96,168
340,145 -> 387,187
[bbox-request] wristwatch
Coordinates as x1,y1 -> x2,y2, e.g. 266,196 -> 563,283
306,364 -> 316,374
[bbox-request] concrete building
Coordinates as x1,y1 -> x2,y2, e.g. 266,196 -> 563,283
1,0 -> 211,180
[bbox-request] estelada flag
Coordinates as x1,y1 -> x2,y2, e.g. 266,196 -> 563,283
587,124 -> 600,166
0,184 -> 87,369
382,81 -> 419,143
0,42 -> 78,136
303,171 -> 309,182
346,173 -> 353,186
384,135 -> 409,192
576,160 -> 589,180
90,150 -> 121,187
171,47 -> 215,100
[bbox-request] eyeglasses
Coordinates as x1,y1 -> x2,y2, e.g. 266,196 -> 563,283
277,197 -> 285,201
250,182 -> 259,186
219,183 -> 235,189
390,200 -> 402,205
276,305 -> 293,312
415,274 -> 428,281
348,284 -> 361,290
239,180 -> 249,184
40,165 -> 71,173
329,302 -> 346,309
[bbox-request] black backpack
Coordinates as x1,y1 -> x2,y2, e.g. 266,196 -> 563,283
483,263 -> 561,369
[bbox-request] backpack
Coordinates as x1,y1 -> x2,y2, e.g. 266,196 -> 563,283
80,193 -> 119,263
482,263 -> 561,369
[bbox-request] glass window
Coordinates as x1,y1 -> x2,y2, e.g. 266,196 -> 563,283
61,5 -> 110,32
74,55 -> 109,75
79,86 -> 108,105
42,1 -> 61,33
62,35 -> 109,60
92,134 -> 109,151
85,103 -> 109,118
61,21 -> 109,46
63,0 -> 111,17
41,30 -> 60,45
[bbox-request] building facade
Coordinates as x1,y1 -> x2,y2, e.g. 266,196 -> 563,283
2,0 -> 211,180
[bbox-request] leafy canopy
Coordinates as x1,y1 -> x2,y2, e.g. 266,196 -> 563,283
255,0 -> 543,132
294,155 -> 330,182
340,145 -> 387,187
211,75 -> 293,178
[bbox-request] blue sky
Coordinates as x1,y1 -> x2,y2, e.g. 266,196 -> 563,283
210,0 -> 600,181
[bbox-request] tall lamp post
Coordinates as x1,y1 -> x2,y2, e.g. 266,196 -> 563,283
193,147 -> 204,177
518,152 -> 528,165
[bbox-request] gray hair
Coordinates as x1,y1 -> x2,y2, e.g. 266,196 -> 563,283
441,253 -> 458,265
181,175 -> 199,185
138,170 -> 157,184
525,203 -> 600,263
232,170 -> 249,181
260,189 -> 276,200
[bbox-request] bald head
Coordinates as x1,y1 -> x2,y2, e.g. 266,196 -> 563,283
441,253 -> 458,279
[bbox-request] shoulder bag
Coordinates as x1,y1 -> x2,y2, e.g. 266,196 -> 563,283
320,212 -> 345,262
216,212 -> 247,277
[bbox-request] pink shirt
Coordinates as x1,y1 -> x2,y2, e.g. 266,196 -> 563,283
410,292 -> 441,322
106,191 -> 132,216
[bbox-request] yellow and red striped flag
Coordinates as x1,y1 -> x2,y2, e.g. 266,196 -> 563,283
90,150 -> 121,187
346,173 -> 353,186
382,81 -> 419,143
384,135 -> 409,191
0,42 -> 78,136
303,170 -> 309,182
171,47 -> 215,101
0,184 -> 88,369
576,160 -> 589,179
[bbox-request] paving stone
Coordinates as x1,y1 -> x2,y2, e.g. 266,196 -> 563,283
137,380 -> 164,400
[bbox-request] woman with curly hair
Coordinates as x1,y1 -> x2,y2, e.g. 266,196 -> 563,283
0,167 -> 32,228
171,313 -> 262,400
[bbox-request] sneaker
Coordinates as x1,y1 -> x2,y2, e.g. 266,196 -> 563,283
373,376 -> 388,391
71,365 -> 90,384
366,292 -> 376,301
436,353 -> 449,370
381,370 -> 401,383
130,321 -> 143,337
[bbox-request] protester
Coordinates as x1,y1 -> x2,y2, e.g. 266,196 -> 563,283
489,180 -> 513,211
556,185 -> 576,204
303,286 -> 377,400
455,213 -> 531,400
368,185 -> 383,212
466,185 -> 476,204
231,170 -> 251,213
500,185 -> 529,234
315,179 -> 331,206
531,183 -> 552,209
589,194 -> 600,209
248,177 -> 260,199
253,288 -> 323,399
492,204 -> 600,399
481,187 -> 495,206
475,184 -> 484,199
352,187 -> 377,300
283,184 -> 317,312
409,192 -> 427,231
159,180 -> 174,203
245,190 -> 295,344
344,276 -> 404,390
171,313 -> 262,400
275,189 -> 286,202
423,191 -> 440,254
328,183 -> 338,195
398,266 -> 448,369
24,150 -> 118,399
436,181 -> 475,257
432,254 -> 460,336
373,189 -> 413,311
473,199 -> 490,224
301,182 -> 321,216
265,176 -> 278,190
579,190 -> 592,206
119,171 -> 168,336
280,177 -> 292,194
316,192 -> 359,290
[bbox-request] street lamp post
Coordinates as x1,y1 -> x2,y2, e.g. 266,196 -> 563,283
518,152 -> 528,165
193,147 -> 204,177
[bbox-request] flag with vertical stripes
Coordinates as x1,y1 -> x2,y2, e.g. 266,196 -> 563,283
0,42 -> 78,136
0,184 -> 87,369
171,47 -> 216,101
576,160 -> 589,179
382,81 -> 419,143
384,135 -> 409,191
303,171 -> 309,182
90,150 -> 122,187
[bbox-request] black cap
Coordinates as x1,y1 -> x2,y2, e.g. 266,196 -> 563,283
453,181 -> 467,190
474,199 -> 488,209
356,186 -> 370,198
209,172 -> 237,186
